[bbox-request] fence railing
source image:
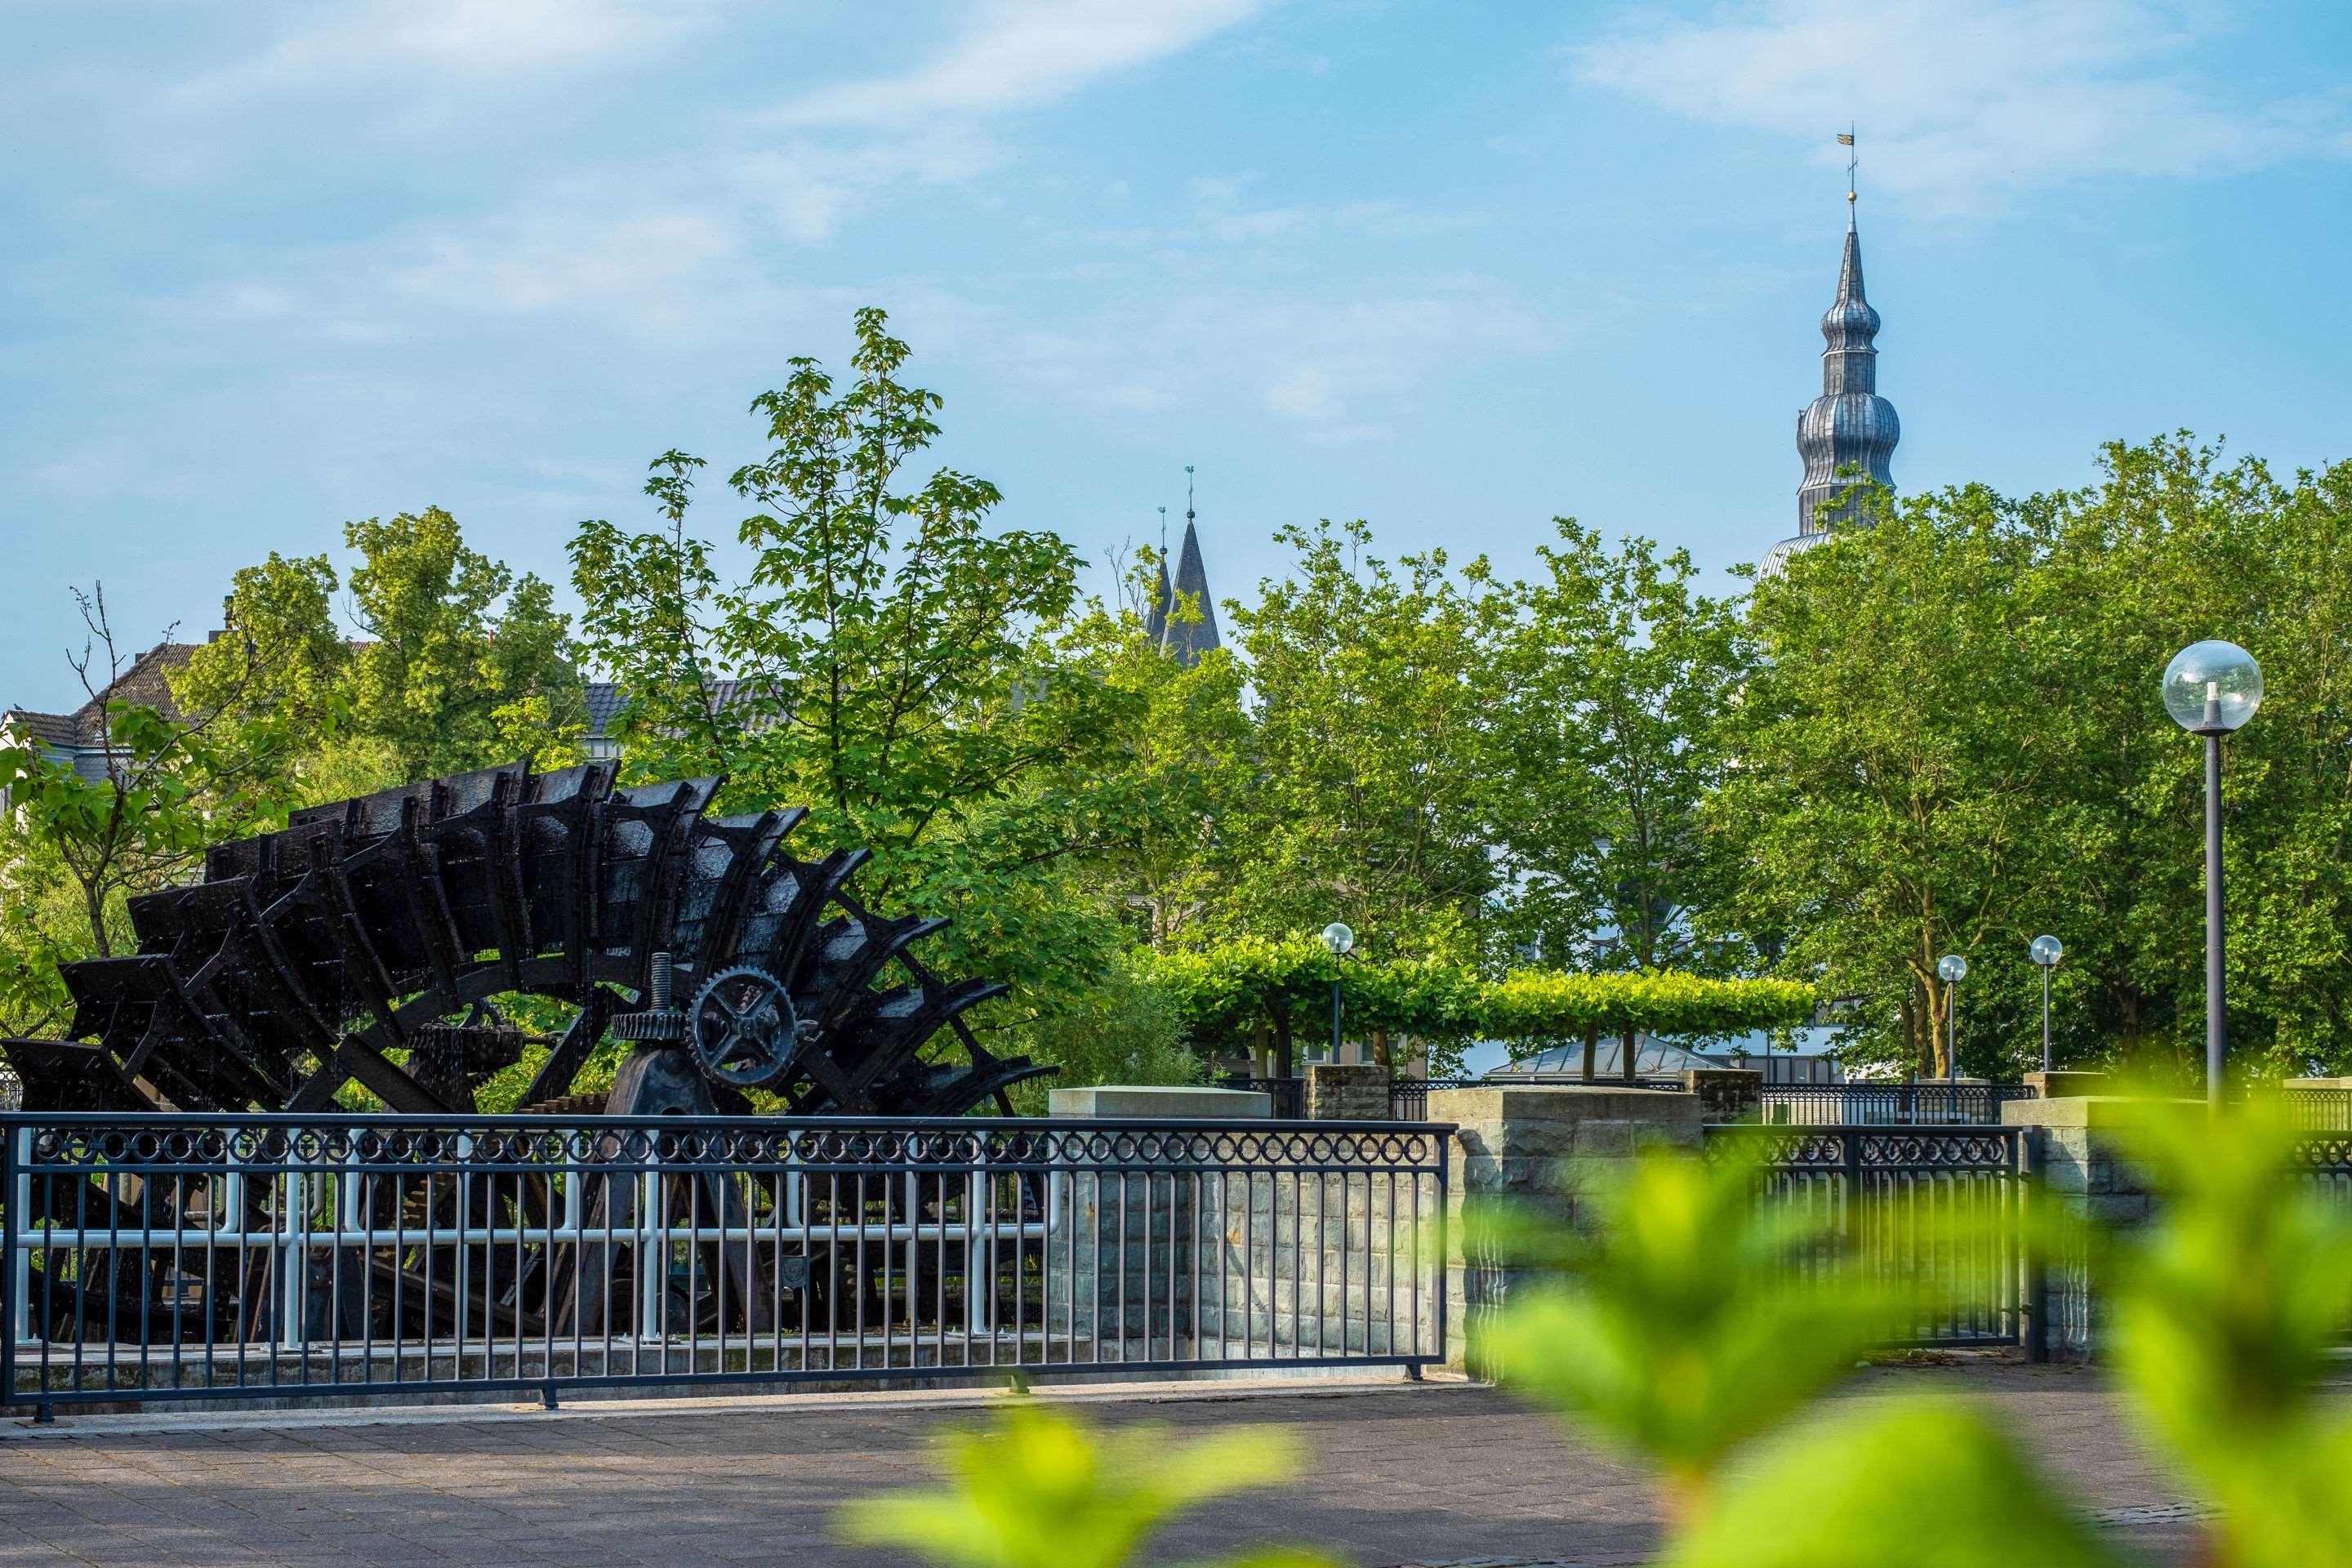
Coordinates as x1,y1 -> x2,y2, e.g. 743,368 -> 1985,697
1,1112 -> 1449,1415
2282,1088 -> 2352,1130
1218,1077 -> 1304,1119
1706,1124 -> 2034,1350
1386,1078 -> 1489,1121
1756,1083 -> 2040,1126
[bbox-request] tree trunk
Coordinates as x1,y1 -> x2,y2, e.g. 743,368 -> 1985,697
1922,978 -> 1950,1079
1621,1026 -> 1638,1085
1251,1021 -> 1271,1078
1270,1002 -> 1294,1082
1371,1029 -> 1392,1071
83,880 -> 113,958
1580,1021 -> 1599,1083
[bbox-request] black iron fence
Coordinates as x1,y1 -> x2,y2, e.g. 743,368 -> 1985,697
1386,1078 -> 1486,1121
2,1112 -> 1448,1416
1757,1083 -> 2040,1126
1706,1124 -> 2036,1350
2283,1088 -> 2352,1130
1218,1076 -> 1304,1118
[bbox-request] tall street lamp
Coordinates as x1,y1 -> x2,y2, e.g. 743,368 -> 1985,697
1936,954 -> 1968,1098
2029,935 -> 2064,1075
1321,922 -> 1355,1062
2162,639 -> 2263,1111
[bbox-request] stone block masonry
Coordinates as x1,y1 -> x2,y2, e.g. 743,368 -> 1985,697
1045,1086 -> 1444,1368
1307,1062 -> 1391,1120
2002,1095 -> 2178,1361
1428,1085 -> 1705,1374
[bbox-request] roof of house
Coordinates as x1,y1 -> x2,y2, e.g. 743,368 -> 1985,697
1490,1034 -> 1724,1077
5,641 -> 200,753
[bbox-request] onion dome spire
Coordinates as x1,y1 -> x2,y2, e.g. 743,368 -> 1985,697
1793,141 -> 1899,536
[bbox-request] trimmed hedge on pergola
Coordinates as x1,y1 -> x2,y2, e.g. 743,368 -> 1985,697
1134,936 -> 1816,1077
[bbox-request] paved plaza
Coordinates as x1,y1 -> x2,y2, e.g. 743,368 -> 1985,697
0,1361 -> 2306,1567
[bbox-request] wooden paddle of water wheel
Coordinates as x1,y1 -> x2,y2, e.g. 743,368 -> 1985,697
1,760 -> 1050,1353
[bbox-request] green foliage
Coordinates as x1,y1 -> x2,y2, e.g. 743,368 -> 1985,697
1492,521 -> 1749,971
1721,439 -> 2352,1077
1659,1397 -> 2119,1568
834,1405 -> 1340,1568
1137,939 -> 1812,1065
175,509 -> 586,800
341,507 -> 585,784
1478,969 -> 1816,1045
2109,1098 -> 2352,1567
1716,483 -> 2049,1077
568,310 -> 1149,1016
1,596 -> 288,965
1054,554 -> 1254,952
997,963 -> 1204,1115
1477,1147 -> 1904,1512
1214,518 -> 1510,960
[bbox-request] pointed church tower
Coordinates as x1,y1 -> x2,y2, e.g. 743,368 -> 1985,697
1160,467 -> 1221,667
1794,196 -> 1900,533
1762,136 -> 1901,577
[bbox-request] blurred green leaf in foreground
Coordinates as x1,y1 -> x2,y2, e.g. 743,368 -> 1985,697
1659,1396 -> 2119,1568
835,1403 -> 1347,1568
1476,1143 -> 1911,1518
2109,1095 -> 2352,1568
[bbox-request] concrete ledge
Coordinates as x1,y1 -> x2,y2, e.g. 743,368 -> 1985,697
1049,1085 -> 1273,1118
2000,1094 -> 2201,1129
1428,1085 -> 1704,1122
2024,1071 -> 2113,1098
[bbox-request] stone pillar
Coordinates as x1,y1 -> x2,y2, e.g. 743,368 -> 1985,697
1307,1062 -> 1391,1121
2001,1095 -> 2184,1361
1681,1067 -> 1762,1122
1427,1085 -> 1706,1374
1047,1086 -> 1272,1361
2023,1071 -> 2112,1098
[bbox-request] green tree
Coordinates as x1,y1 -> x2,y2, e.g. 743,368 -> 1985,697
1493,521 -> 1749,973
174,510 -> 586,801
1716,487 -> 2057,1076
569,309 -> 1152,1017
2017,439 -> 2352,1076
341,506 -> 583,783
1058,549 -> 1253,952
0,590 -> 285,965
1214,519 -> 1508,961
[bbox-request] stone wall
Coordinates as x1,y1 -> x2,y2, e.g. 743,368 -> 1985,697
1307,1062 -> 1391,1121
2002,1095 -> 2172,1361
1428,1085 -> 1705,1374
1045,1085 -> 1442,1365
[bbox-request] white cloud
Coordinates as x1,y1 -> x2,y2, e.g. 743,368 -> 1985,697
776,0 -> 1267,125
1570,0 -> 2352,215
1267,366 -> 1337,417
163,0 -> 704,107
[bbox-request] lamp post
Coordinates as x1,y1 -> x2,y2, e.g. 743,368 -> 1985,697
2162,640 -> 2263,1111
1936,953 -> 1968,1100
2029,935 -> 2064,1075
1320,922 -> 1355,1062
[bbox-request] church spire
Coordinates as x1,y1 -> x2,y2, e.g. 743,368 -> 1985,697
1794,131 -> 1899,535
1160,466 -> 1221,667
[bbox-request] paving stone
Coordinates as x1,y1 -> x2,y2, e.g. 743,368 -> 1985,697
0,1367 -> 2333,1566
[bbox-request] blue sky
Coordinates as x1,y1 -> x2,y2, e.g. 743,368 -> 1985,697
6,0 -> 2350,710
